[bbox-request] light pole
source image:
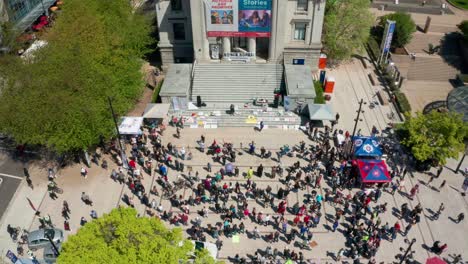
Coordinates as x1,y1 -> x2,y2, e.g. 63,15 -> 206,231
351,99 -> 366,139
108,97 -> 128,169
45,233 -> 60,257
455,142 -> 467,174
398,238 -> 416,264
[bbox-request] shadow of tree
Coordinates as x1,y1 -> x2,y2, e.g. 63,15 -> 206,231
439,32 -> 466,73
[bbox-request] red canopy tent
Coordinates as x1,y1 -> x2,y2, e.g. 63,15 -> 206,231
356,159 -> 391,183
426,257 -> 447,264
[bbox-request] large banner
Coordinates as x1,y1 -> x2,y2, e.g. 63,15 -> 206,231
206,0 -> 272,37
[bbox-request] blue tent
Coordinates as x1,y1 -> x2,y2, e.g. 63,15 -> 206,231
353,136 -> 382,157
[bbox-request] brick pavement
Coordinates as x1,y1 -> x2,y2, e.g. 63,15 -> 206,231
1,60 -> 467,263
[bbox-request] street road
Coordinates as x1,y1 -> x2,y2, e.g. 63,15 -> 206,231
0,153 -> 25,221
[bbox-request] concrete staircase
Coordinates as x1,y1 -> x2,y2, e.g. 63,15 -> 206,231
170,105 -> 303,128
371,0 -> 453,15
407,56 -> 460,81
191,63 -> 283,104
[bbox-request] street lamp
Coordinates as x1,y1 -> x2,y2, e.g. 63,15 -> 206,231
455,142 -> 467,174
108,97 -> 129,169
397,238 -> 416,264
45,233 -> 60,257
351,99 -> 366,139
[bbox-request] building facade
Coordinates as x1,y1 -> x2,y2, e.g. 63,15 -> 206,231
156,0 -> 325,70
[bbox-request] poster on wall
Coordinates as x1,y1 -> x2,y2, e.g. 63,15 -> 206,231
205,0 -> 272,37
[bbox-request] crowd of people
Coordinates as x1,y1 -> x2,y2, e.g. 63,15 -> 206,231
93,121 -> 465,264
8,120 -> 467,264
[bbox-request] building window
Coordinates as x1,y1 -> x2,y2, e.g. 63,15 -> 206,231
297,0 -> 308,11
170,0 -> 182,11
294,23 -> 306,40
173,23 -> 185,40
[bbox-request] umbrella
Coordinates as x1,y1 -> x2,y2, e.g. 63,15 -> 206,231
426,257 -> 447,264
225,163 -> 234,173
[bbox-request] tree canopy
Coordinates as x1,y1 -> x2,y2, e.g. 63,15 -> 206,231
57,207 -> 219,264
0,0 -> 154,153
457,20 -> 468,41
323,0 -> 374,63
397,111 -> 468,165
378,12 -> 416,48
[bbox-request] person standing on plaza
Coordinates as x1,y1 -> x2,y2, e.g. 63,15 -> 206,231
81,192 -> 93,206
257,164 -> 264,178
64,220 -> 71,231
207,162 -> 212,172
409,184 -> 419,200
332,219 -> 339,232
461,176 -> 468,196
63,200 -> 71,214
249,141 -> 256,155
80,217 -> 87,226
455,213 -> 464,223
438,179 -> 447,191
81,167 -> 88,179
90,210 -> 98,219
247,167 -> 254,179
433,203 -> 444,220
259,121 -> 264,132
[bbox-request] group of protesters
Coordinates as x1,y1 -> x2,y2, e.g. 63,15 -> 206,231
78,117 -> 458,264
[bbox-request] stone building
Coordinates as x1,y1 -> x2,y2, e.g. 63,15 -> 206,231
155,0 -> 325,70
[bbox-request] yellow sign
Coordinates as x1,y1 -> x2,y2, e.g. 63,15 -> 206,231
245,115 -> 257,124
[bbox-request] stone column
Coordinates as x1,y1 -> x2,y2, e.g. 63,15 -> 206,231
191,0 -> 210,61
248,37 -> 256,54
310,0 -> 325,44
223,37 -> 231,54
268,0 -> 278,61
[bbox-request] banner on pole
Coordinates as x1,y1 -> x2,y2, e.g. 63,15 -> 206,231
381,20 -> 396,53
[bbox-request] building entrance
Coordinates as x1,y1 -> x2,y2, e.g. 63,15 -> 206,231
231,37 -> 248,51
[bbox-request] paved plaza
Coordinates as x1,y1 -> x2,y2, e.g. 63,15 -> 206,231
0,60 -> 467,263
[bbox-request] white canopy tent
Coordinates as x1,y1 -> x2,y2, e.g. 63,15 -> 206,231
118,117 -> 144,135
143,103 -> 171,119
307,104 -> 335,121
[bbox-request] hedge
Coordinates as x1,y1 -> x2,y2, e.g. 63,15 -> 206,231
367,36 -> 381,62
314,80 -> 325,104
395,91 -> 411,113
152,79 -> 164,103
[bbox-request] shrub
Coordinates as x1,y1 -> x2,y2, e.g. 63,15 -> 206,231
314,81 -> 325,104
379,12 -> 416,48
394,91 -> 411,113
367,36 -> 381,61
152,79 -> 164,103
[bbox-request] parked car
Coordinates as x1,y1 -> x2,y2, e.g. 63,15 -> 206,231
43,242 -> 61,263
27,228 -> 63,250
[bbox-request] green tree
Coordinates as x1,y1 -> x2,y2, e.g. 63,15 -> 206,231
397,111 -> 468,165
457,20 -> 468,41
57,207 -> 219,264
379,12 -> 416,48
323,0 -> 374,63
0,0 -> 154,153
0,22 -> 20,53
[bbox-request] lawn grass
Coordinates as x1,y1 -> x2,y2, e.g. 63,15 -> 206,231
448,0 -> 468,10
